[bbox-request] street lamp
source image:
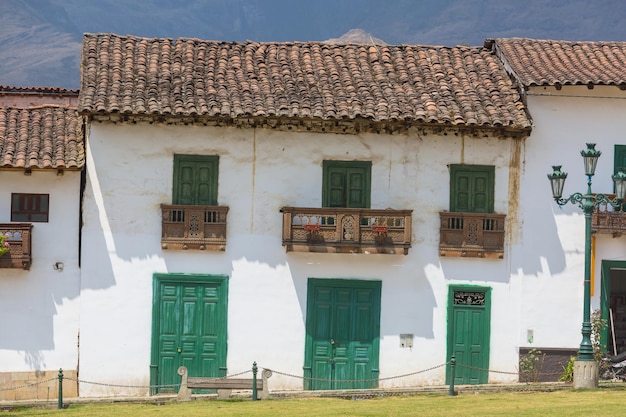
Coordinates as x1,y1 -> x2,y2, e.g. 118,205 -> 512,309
547,143 -> 626,388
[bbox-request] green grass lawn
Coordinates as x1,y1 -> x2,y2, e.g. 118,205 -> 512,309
9,388 -> 626,417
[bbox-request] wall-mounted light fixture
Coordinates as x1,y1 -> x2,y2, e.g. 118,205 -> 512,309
24,169 -> 32,176
53,262 -> 64,271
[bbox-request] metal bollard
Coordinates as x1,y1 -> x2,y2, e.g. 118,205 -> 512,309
58,368 -> 64,409
448,356 -> 456,396
252,362 -> 258,401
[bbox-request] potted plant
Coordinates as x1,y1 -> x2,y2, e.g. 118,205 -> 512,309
0,233 -> 10,256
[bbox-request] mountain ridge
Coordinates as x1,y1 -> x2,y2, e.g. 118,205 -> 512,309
2,0 -> 625,89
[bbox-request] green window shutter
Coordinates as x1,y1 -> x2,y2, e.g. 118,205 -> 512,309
615,145 -> 626,173
450,165 -> 495,213
322,161 -> 371,208
327,167 -> 347,207
173,155 -> 219,205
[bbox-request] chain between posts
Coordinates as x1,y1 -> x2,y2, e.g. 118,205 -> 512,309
0,377 -> 57,391
265,362 -> 448,384
2,361 -> 572,403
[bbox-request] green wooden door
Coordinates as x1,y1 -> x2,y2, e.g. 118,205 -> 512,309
601,261 -> 611,353
446,286 -> 491,385
450,165 -> 494,213
601,260 -> 626,354
304,279 -> 381,390
173,155 -> 219,205
151,274 -> 228,394
322,161 -> 371,208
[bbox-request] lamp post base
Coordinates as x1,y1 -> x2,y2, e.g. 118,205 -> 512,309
573,360 -> 598,388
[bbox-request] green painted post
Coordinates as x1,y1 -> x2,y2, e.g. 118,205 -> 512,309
252,362 -> 258,401
448,356 -> 456,396
58,368 -> 63,409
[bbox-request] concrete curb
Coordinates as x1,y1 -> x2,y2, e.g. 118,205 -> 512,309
2,381 -> 623,411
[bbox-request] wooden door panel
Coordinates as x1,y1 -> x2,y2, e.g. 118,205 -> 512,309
473,176 -> 488,212
306,280 -> 380,390
328,169 -> 346,207
448,288 -> 490,385
312,359 -> 332,390
347,170 -> 366,208
152,276 -> 227,393
178,165 -> 195,205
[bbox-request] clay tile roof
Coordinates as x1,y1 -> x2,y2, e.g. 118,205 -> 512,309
0,106 -> 85,170
0,85 -> 80,95
490,38 -> 626,88
78,33 -> 531,133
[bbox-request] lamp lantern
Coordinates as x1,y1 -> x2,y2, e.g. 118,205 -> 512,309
581,143 -> 601,177
547,165 -> 567,200
613,168 -> 626,202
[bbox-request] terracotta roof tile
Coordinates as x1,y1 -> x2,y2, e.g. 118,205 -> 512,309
490,38 -> 626,87
0,106 -> 84,170
0,85 -> 80,95
78,33 -> 531,133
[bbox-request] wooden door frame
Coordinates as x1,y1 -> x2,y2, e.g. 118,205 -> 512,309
446,284 -> 492,384
150,273 -> 228,395
303,278 -> 381,390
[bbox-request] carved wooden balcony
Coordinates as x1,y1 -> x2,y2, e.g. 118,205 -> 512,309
161,205 -> 229,251
281,207 -> 413,255
0,223 -> 33,270
439,212 -> 505,258
591,194 -> 626,237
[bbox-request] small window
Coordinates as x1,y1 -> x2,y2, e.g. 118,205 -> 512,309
173,155 -> 219,205
449,165 -> 495,213
322,161 -> 371,208
11,193 -> 49,222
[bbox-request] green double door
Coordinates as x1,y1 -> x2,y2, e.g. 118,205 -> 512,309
304,279 -> 381,390
446,286 -> 491,385
151,274 -> 228,394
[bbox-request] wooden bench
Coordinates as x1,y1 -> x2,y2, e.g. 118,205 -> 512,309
177,366 -> 272,400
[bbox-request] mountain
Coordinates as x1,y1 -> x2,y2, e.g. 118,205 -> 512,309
2,0 -> 626,89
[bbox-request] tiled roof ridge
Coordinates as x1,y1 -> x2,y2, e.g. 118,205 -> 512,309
0,85 -> 79,95
492,36 -> 626,45
0,104 -> 77,110
84,32 -> 459,50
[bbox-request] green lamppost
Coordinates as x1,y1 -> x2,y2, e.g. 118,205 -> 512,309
547,143 -> 626,388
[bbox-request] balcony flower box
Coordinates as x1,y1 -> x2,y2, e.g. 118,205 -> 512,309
439,212 -> 505,258
281,207 -> 412,255
161,205 -> 229,251
0,223 -> 33,270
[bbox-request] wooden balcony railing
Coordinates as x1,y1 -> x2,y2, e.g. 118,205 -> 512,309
591,194 -> 626,236
0,223 -> 33,270
439,212 -> 506,258
161,205 -> 229,251
281,207 -> 413,255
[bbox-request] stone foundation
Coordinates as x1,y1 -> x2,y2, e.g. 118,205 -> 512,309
518,347 -> 578,382
0,369 -> 78,401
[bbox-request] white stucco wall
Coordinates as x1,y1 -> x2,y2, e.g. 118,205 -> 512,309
79,120 -> 525,396
0,171 -> 81,373
517,85 -> 626,352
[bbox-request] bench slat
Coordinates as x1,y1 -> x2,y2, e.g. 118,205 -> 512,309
187,378 -> 263,390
